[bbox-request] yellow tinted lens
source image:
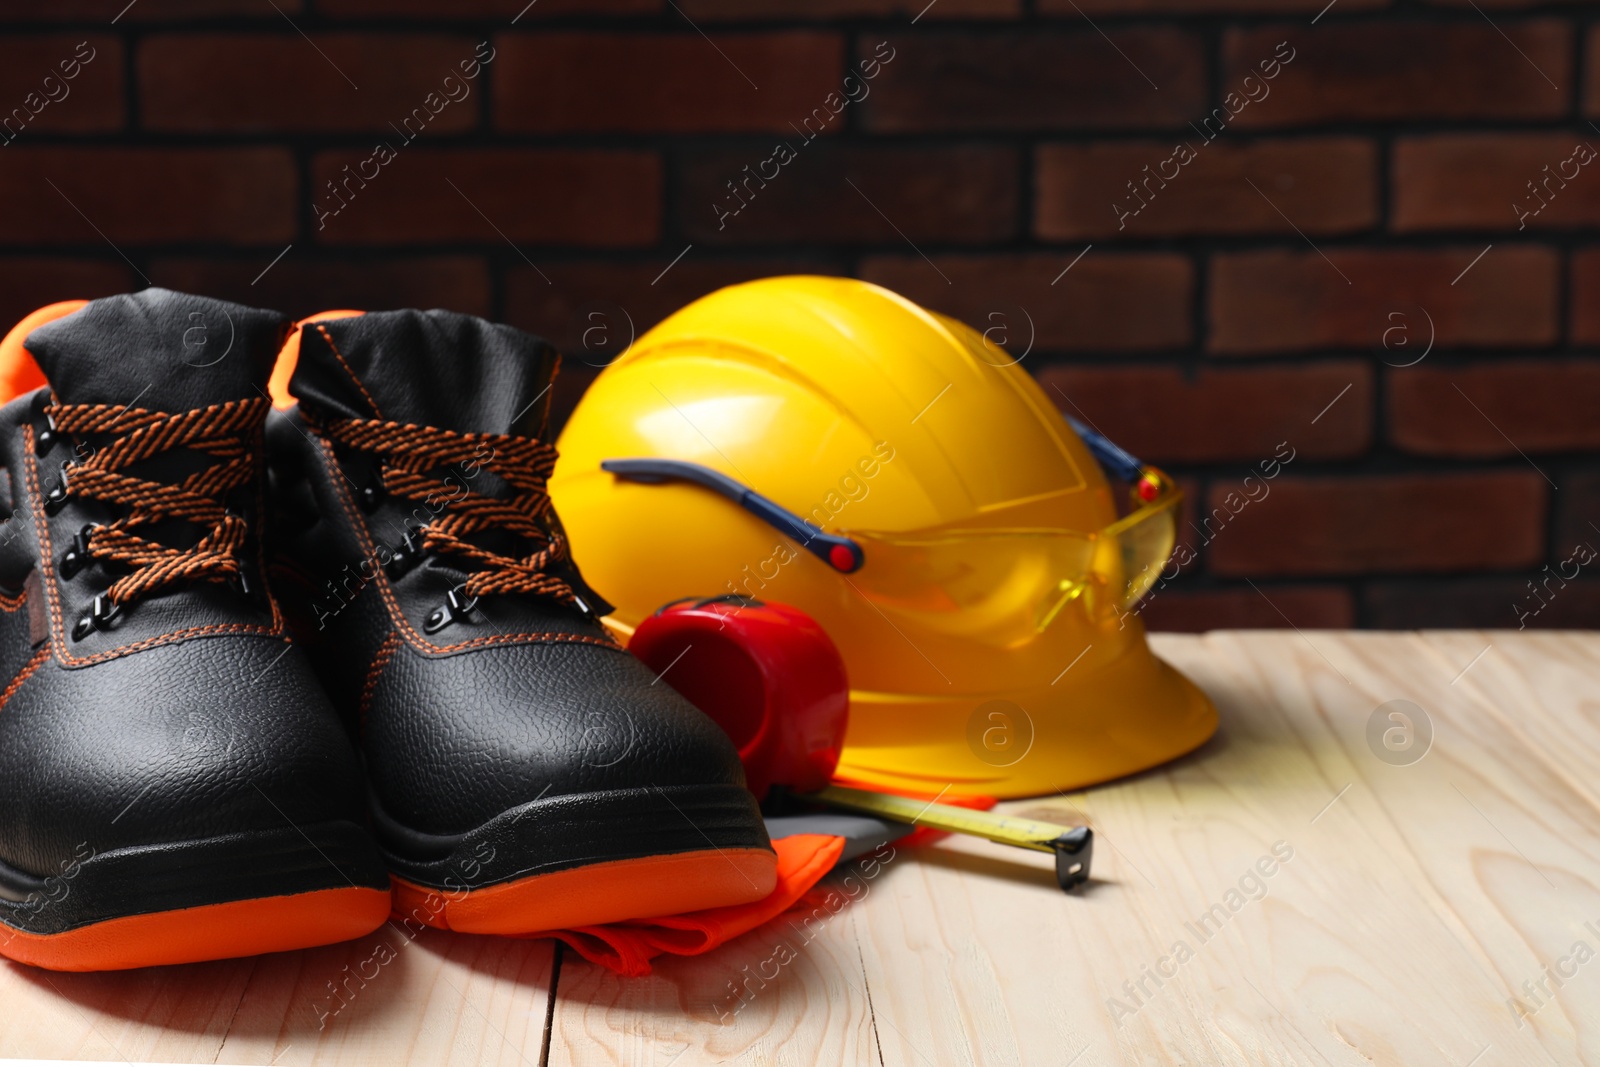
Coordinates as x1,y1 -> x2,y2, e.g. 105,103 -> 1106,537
844,483 -> 1180,639
1103,495 -> 1179,609
845,529 -> 1096,643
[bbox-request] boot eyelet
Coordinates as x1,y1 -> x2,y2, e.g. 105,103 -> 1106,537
35,414 -> 59,457
31,394 -> 58,456
43,462 -> 73,516
384,526 -> 427,579
59,523 -> 102,580
71,593 -> 122,641
423,584 -> 479,634
358,473 -> 385,513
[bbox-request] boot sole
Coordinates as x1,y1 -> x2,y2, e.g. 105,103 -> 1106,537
391,848 -> 775,934
0,821 -> 391,971
375,783 -> 777,934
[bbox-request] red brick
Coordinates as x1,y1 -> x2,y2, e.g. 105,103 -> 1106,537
1209,246 -> 1558,354
0,37 -> 120,137
141,35 -> 484,134
1394,135 -> 1600,232
1036,137 -> 1376,240
1572,250 -> 1600,345
1048,0 -> 1382,9
1364,579 -> 1600,630
1554,470 -> 1600,558
1038,362 -> 1371,463
0,259 -> 133,339
147,256 -> 491,321
1206,471 -> 1546,576
310,150 -> 659,248
862,30 -> 1205,132
1504,578 -> 1600,630
1588,26 -> 1600,115
679,144 -> 1017,245
0,149 -> 294,246
860,253 -> 1192,352
1139,586 -> 1355,633
320,0 -> 652,14
1167,475 -> 1203,552
505,258 -> 842,360
682,0 -> 1015,15
1389,359 -> 1600,457
1426,0 -> 1590,7
495,33 -> 842,134
1222,22 -> 1568,127
2,0 -> 303,17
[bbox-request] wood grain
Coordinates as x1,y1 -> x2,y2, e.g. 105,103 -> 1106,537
0,923 -> 556,1064
4,632 -> 1600,1066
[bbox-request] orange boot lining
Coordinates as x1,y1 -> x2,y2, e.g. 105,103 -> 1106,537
0,300 -> 88,406
270,309 -> 365,409
0,303 -> 369,412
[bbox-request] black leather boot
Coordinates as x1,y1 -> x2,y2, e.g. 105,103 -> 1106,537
0,290 -> 390,971
266,310 -> 774,934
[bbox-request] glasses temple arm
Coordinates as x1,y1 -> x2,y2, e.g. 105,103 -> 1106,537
1064,416 -> 1146,484
601,458 -> 865,573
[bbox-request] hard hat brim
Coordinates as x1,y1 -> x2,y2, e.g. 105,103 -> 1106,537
833,643 -> 1219,800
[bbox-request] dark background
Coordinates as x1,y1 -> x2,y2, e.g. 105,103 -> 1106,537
0,0 -> 1592,631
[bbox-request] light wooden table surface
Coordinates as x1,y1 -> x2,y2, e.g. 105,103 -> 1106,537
3,630 -> 1598,1067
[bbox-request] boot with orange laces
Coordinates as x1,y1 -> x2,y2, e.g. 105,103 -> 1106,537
265,310 -> 775,934
0,290 -> 390,971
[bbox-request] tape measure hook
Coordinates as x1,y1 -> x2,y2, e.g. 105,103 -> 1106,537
1052,827 -> 1093,892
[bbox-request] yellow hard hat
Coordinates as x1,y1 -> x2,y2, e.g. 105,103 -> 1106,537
549,276 -> 1216,799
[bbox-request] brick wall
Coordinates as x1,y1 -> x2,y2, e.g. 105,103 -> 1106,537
0,0 -> 1593,630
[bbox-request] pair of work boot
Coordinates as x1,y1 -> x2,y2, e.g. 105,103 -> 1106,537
0,289 -> 773,971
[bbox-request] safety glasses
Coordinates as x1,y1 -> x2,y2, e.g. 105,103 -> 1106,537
602,422 -> 1178,637
839,475 -> 1178,639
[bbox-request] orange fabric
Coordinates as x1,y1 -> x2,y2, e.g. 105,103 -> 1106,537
0,885 -> 389,972
270,309 -> 364,408
0,300 -> 86,405
390,845 -> 778,937
541,833 -> 846,977
431,792 -> 993,977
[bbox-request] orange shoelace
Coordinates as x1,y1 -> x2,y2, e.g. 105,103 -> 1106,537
43,396 -> 269,607
321,417 -> 576,605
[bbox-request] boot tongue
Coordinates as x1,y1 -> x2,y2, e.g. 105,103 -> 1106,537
24,288 -> 288,410
291,310 -> 561,438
